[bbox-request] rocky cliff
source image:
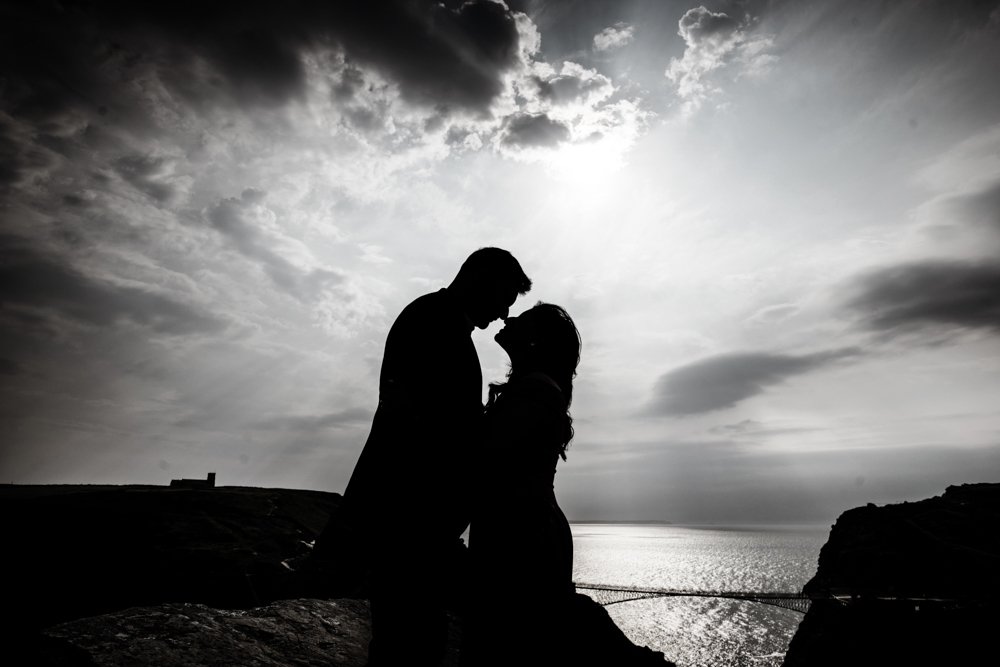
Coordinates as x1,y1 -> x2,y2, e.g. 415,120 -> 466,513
32,599 -> 374,667
783,483 -> 1000,666
9,482 -> 997,666
1,484 -> 353,663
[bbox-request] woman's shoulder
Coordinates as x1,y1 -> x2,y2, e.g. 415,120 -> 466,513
520,371 -> 562,393
507,372 -> 565,409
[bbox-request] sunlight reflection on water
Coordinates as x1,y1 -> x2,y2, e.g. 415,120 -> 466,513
571,524 -> 828,667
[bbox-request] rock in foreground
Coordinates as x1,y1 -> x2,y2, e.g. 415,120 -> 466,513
34,599 -> 372,667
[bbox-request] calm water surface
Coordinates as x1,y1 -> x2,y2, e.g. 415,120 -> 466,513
571,523 -> 828,667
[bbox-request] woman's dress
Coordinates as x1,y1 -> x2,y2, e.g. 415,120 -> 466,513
464,372 -> 671,666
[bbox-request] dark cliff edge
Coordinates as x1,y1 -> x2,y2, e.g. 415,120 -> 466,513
0,484 -> 375,665
783,483 -> 1000,667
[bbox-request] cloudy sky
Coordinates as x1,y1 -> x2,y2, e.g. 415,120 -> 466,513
2,0 -> 999,523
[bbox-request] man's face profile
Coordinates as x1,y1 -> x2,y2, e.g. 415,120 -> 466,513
472,281 -> 518,329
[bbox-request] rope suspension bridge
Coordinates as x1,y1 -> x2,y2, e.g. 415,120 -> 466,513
574,585 -> 978,615
575,583 -> 813,614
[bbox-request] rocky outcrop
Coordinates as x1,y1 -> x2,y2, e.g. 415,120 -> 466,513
1,484 -> 471,666
783,483 -> 1000,666
32,599 -> 373,667
1,485 -> 341,635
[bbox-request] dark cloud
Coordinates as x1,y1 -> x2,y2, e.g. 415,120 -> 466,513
61,194 -> 92,209
677,6 -> 742,43
647,349 -> 860,417
0,122 -> 22,190
114,154 -> 176,203
343,101 -> 392,133
206,190 -> 343,299
846,260 -> 1000,336
330,0 -> 522,113
0,0 -> 524,125
0,357 -> 23,376
0,119 -> 56,193
534,71 -> 610,105
501,112 -> 571,147
207,26 -> 306,106
332,65 -> 367,102
0,235 -> 225,335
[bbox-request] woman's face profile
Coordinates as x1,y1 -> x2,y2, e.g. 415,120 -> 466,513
495,307 -> 539,358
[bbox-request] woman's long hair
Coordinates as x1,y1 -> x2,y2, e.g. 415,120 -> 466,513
488,302 -> 582,460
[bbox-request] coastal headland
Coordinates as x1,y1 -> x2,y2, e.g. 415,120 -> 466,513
785,483 -> 1000,666
3,482 -> 998,666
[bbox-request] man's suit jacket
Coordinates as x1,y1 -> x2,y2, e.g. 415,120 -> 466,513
341,288 -> 483,548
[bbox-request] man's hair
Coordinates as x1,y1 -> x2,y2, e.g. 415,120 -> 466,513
454,247 -> 532,294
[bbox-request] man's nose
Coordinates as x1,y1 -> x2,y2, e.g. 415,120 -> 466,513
499,307 -> 510,321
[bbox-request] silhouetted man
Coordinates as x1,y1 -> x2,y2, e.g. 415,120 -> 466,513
312,248 -> 531,666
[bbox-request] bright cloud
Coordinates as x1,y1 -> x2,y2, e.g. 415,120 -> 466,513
594,23 -> 635,51
665,6 -> 777,114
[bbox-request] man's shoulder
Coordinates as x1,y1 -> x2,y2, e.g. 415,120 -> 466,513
386,289 -> 455,341
406,288 -> 448,310
396,289 -> 457,323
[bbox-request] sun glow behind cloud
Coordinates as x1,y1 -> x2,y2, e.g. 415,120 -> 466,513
547,139 -> 631,193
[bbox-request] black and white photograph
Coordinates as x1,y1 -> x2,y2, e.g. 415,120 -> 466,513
2,1 -> 999,665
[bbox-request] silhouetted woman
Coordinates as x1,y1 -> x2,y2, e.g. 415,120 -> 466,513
463,303 -> 672,666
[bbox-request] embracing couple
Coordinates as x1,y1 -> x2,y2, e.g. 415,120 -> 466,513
310,248 -> 672,667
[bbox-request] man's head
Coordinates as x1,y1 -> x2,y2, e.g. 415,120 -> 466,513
449,247 -> 531,329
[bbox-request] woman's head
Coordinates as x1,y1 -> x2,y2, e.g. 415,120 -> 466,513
495,302 -> 581,402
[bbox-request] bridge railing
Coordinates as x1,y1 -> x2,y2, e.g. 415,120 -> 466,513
573,583 -> 983,614
574,583 -> 813,614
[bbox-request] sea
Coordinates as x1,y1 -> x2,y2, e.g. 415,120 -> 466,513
570,523 -> 829,667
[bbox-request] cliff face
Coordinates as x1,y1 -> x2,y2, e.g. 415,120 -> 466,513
1,485 -> 341,635
783,483 -> 1000,666
0,484 -> 463,667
